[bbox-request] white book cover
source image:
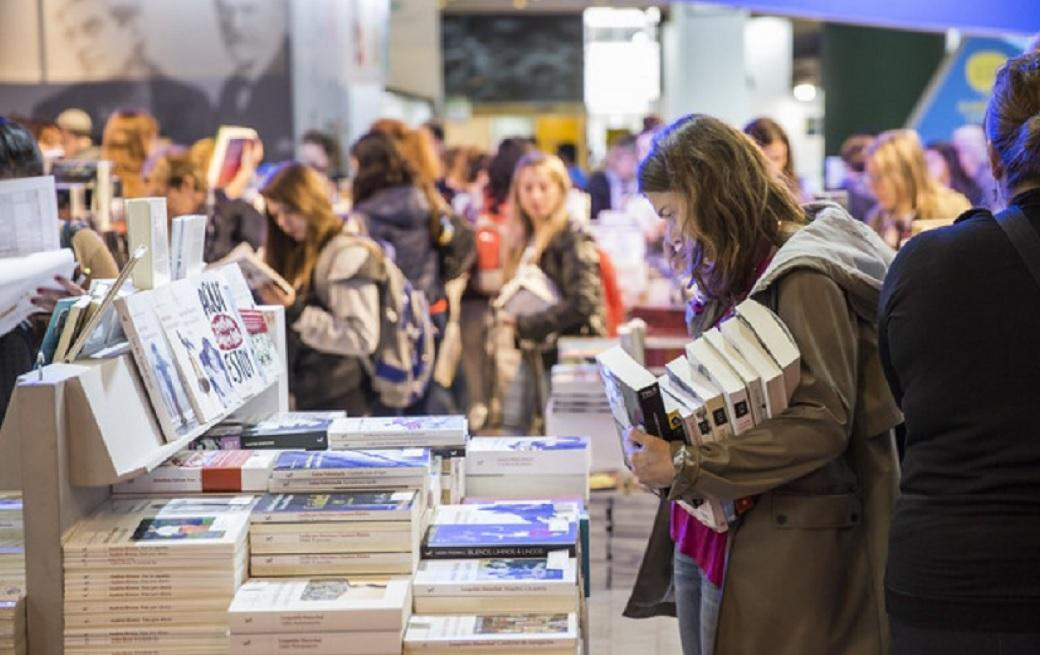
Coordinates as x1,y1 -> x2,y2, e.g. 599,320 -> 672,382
413,555 -> 577,597
665,356 -> 732,440
250,491 -> 419,524
250,551 -> 417,576
151,282 -> 231,421
658,377 -> 714,446
170,214 -> 207,280
230,631 -> 404,655
686,339 -> 754,435
466,437 -> 590,476
211,242 -> 294,296
330,416 -> 469,449
217,263 -> 281,384
114,290 -> 200,442
125,197 -> 171,290
704,328 -> 767,426
735,299 -> 801,397
405,613 -> 578,651
63,510 -> 250,559
432,501 -> 581,527
0,175 -> 59,257
720,318 -> 789,418
249,523 -> 417,555
228,577 -> 411,634
194,271 -> 267,397
112,450 -> 277,494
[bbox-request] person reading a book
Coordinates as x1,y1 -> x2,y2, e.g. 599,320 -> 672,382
258,162 -> 380,415
880,51 -> 1040,655
623,114 -> 900,655
865,129 -> 971,249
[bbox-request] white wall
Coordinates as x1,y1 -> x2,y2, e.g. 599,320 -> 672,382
387,0 -> 443,106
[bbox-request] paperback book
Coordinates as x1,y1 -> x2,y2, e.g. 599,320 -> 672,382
413,555 -> 578,614
734,298 -> 801,396
112,450 -> 278,494
217,262 -> 282,383
720,316 -> 789,418
194,270 -> 267,398
192,411 -> 343,451
250,551 -> 418,577
664,356 -> 732,440
687,338 -> 755,435
704,327 -> 767,425
423,524 -> 578,560
124,197 -> 170,290
404,613 -> 578,653
466,436 -> 590,476
270,449 -> 432,483
251,492 -> 420,524
329,415 -> 469,449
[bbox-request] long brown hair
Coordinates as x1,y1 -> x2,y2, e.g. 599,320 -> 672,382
369,118 -> 451,234
640,114 -> 806,308
102,108 -> 158,198
260,163 -> 344,294
506,151 -> 573,276
985,51 -> 1040,193
744,117 -> 800,198
867,129 -> 949,219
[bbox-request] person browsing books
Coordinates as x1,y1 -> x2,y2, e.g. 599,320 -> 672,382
624,115 -> 901,655
258,162 -> 380,416
880,50 -> 1040,655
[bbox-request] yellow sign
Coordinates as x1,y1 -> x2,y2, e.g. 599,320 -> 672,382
965,51 -> 1008,94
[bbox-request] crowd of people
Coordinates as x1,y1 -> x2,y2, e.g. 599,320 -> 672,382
1,38 -> 1039,655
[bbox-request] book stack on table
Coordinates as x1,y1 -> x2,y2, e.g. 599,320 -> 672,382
329,416 -> 469,506
190,411 -> 346,452
406,501 -> 583,653
61,496 -> 253,654
113,450 -> 279,495
0,495 -> 23,592
227,576 -> 412,655
250,450 -> 431,578
608,489 -> 660,591
465,436 -> 591,503
0,588 -> 25,655
585,490 -> 613,592
544,364 -> 625,474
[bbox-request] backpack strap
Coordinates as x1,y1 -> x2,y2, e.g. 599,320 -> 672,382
994,205 -> 1040,290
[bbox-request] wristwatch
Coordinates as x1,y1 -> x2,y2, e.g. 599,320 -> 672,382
671,442 -> 688,477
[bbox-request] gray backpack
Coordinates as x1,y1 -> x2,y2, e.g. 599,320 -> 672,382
314,232 -> 435,409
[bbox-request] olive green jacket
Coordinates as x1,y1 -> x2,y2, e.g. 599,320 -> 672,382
625,204 -> 902,655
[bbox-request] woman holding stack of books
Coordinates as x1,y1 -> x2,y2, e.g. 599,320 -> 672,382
624,115 -> 901,655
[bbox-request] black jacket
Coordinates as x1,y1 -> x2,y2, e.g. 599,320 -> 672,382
515,221 -> 606,343
880,188 -> 1040,632
203,190 -> 267,263
355,186 -> 444,305
587,171 -> 611,221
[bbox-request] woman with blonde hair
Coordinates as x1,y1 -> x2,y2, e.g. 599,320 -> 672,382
101,108 -> 159,198
258,162 -> 381,415
866,129 -> 971,249
625,114 -> 900,655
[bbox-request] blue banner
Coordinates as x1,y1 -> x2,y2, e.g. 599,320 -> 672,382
909,37 -> 1024,143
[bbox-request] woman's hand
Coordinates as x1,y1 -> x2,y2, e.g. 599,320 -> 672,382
628,427 -> 677,489
255,283 -> 296,308
496,311 -> 516,328
31,275 -> 86,313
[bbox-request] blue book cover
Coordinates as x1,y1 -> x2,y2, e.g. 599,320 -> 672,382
504,436 -> 588,451
40,296 -> 79,365
0,499 -> 23,513
273,449 -> 431,473
437,502 -> 582,528
423,523 -> 578,559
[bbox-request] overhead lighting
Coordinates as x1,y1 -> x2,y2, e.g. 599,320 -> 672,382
793,83 -> 817,102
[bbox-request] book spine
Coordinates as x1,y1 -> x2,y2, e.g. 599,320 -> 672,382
230,631 -> 402,655
637,384 -> 685,443
420,543 -> 577,559
413,581 -> 574,597
228,608 -> 403,635
114,299 -> 181,441
270,468 -> 425,481
328,437 -> 463,449
239,432 -> 327,450
465,452 -> 588,476
250,510 -> 411,524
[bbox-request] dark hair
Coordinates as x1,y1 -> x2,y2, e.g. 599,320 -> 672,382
465,151 -> 490,185
639,114 -> 806,307
611,135 -> 637,152
302,129 -> 341,177
925,140 -> 982,202
350,131 -> 415,206
423,120 -> 444,143
0,117 -> 44,180
487,137 -> 530,215
840,134 -> 874,174
556,143 -> 578,164
985,51 -> 1040,192
643,114 -> 664,133
165,152 -> 206,194
744,117 -> 797,184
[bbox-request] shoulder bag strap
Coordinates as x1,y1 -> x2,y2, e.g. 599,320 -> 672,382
995,205 -> 1040,290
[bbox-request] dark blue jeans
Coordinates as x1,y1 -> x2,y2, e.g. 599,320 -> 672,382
891,616 -> 1040,655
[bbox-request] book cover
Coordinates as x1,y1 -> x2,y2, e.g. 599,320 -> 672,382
230,631 -> 404,655
169,214 -> 206,281
659,378 -> 713,446
193,271 -> 267,398
405,613 -> 577,650
734,299 -> 801,396
720,317 -> 789,418
413,556 -> 577,597
433,501 -> 581,527
228,577 -> 410,634
0,175 -> 60,257
466,437 -> 589,477
249,551 -> 417,577
124,197 -> 170,290
217,263 -> 281,383
705,328 -> 767,426
52,295 -> 89,364
329,416 -> 468,449
271,450 -> 431,480
207,126 -> 258,191
211,242 -> 294,296
114,290 -> 200,441
251,492 -> 419,524
687,339 -> 755,435
112,450 -> 277,494
39,295 -> 78,365
423,523 -> 578,559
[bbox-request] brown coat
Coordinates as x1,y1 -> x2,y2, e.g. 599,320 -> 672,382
625,205 -> 902,655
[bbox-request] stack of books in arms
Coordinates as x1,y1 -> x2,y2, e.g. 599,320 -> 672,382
191,411 -> 346,452
329,416 -> 469,506
597,299 -> 801,532
250,456 -> 427,578
408,501 -> 582,654
227,575 -> 412,654
465,436 -> 591,502
61,496 -> 253,654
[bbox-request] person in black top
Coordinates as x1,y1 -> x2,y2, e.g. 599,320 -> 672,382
879,51 -> 1040,654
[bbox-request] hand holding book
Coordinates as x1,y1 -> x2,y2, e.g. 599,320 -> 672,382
255,282 -> 296,308
627,427 -> 676,489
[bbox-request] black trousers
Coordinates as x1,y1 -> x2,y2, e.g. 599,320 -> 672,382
892,616 -> 1040,655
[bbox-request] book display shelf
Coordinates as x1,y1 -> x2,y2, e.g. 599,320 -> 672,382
0,309 -> 286,655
